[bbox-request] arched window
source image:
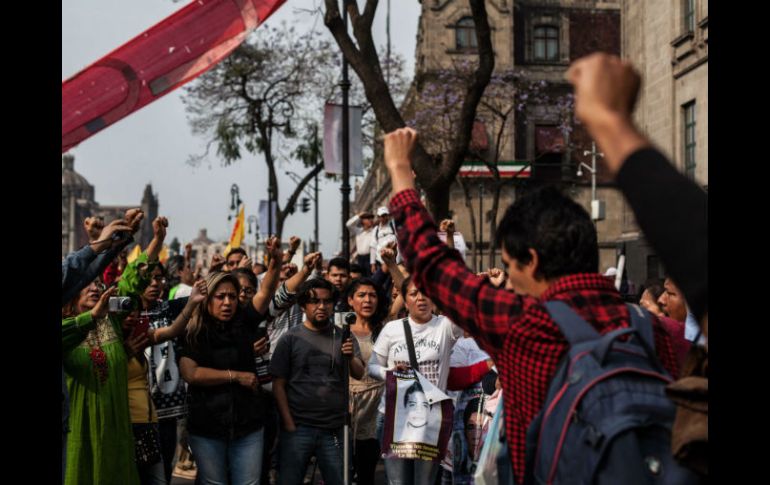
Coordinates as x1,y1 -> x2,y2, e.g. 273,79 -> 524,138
533,26 -> 559,61
456,17 -> 477,50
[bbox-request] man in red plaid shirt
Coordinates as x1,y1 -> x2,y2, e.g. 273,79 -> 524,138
381,57 -> 681,484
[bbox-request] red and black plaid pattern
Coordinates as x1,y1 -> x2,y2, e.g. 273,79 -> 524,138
390,189 -> 679,483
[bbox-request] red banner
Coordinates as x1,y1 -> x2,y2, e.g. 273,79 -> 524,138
62,0 -> 286,153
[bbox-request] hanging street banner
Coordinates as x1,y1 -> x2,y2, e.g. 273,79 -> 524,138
322,103 -> 364,177
62,0 -> 286,153
258,199 -> 276,237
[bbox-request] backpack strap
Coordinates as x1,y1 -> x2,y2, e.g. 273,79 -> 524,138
625,303 -> 655,350
625,303 -> 666,373
543,301 -> 600,346
402,318 -> 420,372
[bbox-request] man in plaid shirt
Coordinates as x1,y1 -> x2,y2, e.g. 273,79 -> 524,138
382,121 -> 681,482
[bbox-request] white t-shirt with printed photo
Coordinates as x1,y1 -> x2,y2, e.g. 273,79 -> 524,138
372,314 -> 462,414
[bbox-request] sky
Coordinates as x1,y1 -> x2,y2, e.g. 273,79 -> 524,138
62,0 -> 421,254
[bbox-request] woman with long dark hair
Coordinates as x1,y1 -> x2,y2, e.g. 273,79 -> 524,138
347,277 -> 388,485
178,238 -> 281,485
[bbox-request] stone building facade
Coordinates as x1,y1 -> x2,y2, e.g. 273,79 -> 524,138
355,0 -> 624,273
617,0 -> 708,286
62,153 -> 159,257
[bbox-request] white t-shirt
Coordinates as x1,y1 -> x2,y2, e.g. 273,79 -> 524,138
370,314 -> 462,414
371,221 -> 400,265
345,215 -> 376,259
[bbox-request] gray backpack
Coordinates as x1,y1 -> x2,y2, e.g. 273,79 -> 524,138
523,301 -> 701,485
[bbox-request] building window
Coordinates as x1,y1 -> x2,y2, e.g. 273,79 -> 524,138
455,17 -> 477,51
683,0 -> 695,32
646,254 -> 661,280
533,26 -> 559,61
683,101 -> 696,179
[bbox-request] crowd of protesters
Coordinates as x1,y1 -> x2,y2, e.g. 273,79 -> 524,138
62,53 -> 707,485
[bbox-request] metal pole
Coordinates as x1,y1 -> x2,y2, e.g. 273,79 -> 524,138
478,182 -> 484,272
342,317 -> 352,485
314,126 -> 320,253
386,0 -> 391,86
268,186 -> 273,236
340,6 -> 351,484
340,0 -> 351,262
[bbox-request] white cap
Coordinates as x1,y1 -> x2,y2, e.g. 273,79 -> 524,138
377,206 -> 389,216
603,267 -> 618,277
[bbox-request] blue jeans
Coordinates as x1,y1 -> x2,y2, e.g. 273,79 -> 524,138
138,458 -> 168,485
377,412 -> 440,485
278,425 -> 346,485
384,458 -> 440,485
189,429 -> 264,485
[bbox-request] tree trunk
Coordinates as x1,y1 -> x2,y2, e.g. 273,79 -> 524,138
488,179 -> 503,269
457,177 -> 478,273
323,0 -> 494,216
275,162 -> 323,239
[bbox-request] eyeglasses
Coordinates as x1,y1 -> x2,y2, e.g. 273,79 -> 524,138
240,287 -> 256,295
307,297 -> 334,306
90,281 -> 107,292
151,275 -> 167,284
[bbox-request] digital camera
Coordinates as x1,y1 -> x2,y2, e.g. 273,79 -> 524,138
108,296 -> 134,313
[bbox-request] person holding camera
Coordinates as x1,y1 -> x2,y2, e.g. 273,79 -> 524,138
123,277 -> 207,485
61,217 -> 166,485
62,209 -> 144,482
269,278 -> 365,485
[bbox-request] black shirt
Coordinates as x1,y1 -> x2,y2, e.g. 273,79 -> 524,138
616,148 -> 708,321
179,302 -> 268,440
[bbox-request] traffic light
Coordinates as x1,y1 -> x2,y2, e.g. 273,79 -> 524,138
301,197 -> 311,213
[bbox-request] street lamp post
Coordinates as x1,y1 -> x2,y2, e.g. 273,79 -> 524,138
577,142 -> 605,222
340,0 -> 351,262
228,184 -> 242,221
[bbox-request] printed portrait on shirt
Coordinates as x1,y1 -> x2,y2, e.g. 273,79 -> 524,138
394,379 -> 441,446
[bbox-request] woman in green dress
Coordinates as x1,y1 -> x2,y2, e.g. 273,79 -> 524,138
62,217 -> 167,485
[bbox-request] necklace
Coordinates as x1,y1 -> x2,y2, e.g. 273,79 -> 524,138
86,318 -> 109,384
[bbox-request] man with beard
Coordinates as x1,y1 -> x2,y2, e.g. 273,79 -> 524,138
270,278 -> 365,485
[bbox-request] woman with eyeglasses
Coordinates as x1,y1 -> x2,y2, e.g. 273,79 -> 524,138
178,237 -> 282,485
138,257 -> 207,484
62,216 -> 172,485
232,268 -> 258,308
124,276 -> 207,485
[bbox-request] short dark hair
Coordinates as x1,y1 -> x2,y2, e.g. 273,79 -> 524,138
403,380 -> 428,408
151,262 -> 167,278
328,257 -> 350,273
349,263 -> 365,275
226,247 -> 248,260
232,268 -> 257,288
495,186 -> 598,280
297,278 -> 336,306
464,398 -> 482,428
637,277 -> 665,302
